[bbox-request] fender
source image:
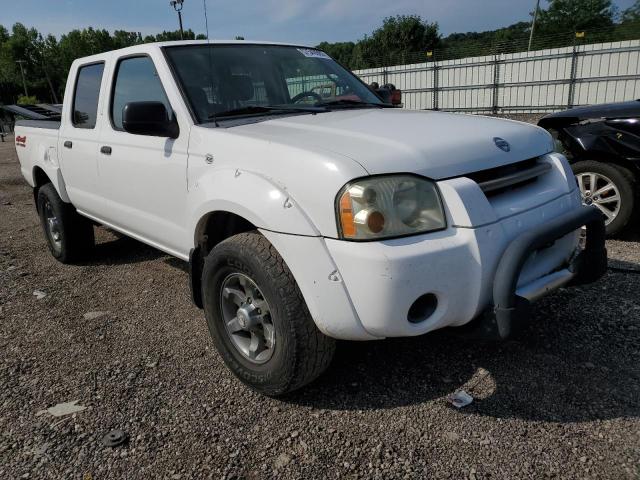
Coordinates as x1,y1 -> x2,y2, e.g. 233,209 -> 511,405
32,147 -> 71,203
188,167 -> 321,242
563,121 -> 640,164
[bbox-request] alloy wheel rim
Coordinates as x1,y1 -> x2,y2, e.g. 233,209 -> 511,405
43,199 -> 63,251
219,273 -> 275,364
576,172 -> 621,225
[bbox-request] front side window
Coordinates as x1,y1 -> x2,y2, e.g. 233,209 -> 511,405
72,63 -> 104,129
111,56 -> 172,131
164,44 -> 383,124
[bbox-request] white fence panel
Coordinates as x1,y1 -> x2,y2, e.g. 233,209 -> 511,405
353,40 -> 640,113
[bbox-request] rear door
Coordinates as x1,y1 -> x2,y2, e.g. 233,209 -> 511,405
97,52 -> 190,258
58,61 -> 106,216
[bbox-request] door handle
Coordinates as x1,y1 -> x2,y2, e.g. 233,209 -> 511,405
100,146 -> 112,155
63,141 -> 72,149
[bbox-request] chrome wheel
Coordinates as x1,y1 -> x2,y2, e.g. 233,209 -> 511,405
43,199 -> 63,251
576,172 -> 621,225
219,273 -> 275,364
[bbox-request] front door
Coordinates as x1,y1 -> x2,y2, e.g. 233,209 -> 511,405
97,54 -> 190,257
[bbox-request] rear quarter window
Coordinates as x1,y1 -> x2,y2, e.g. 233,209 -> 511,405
72,63 -> 104,129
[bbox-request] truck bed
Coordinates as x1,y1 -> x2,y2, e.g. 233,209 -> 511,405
15,119 -> 61,130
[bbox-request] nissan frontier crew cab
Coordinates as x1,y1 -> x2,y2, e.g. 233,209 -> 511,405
14,41 -> 607,396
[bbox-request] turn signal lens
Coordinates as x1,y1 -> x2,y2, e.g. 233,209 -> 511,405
339,191 -> 356,238
337,175 -> 446,240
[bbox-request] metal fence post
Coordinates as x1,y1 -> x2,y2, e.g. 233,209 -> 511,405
492,55 -> 501,114
567,45 -> 579,108
433,62 -> 440,111
383,68 -> 388,86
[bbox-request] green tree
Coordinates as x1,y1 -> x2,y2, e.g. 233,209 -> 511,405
536,0 -> 616,33
144,29 -> 205,42
3,24 -> 44,100
58,28 -> 113,68
366,15 -> 439,66
439,21 -> 531,58
34,34 -> 63,103
112,30 -> 143,49
319,15 -> 440,69
316,41 -> 355,66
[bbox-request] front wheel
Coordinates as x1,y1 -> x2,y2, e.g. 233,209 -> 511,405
201,231 -> 335,396
572,160 -> 635,237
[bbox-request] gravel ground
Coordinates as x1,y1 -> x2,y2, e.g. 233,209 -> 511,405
1,134 -> 639,479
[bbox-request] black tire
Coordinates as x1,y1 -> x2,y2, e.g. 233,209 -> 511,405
571,160 -> 636,237
36,183 -> 95,263
201,231 -> 335,396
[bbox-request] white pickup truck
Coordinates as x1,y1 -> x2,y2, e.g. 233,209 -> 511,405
14,41 -> 607,395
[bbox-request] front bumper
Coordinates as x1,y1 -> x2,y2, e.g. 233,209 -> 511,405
322,191 -> 606,339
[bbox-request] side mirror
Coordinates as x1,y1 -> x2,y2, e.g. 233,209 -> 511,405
122,101 -> 179,138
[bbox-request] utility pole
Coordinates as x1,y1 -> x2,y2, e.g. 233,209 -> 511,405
42,66 -> 59,104
528,0 -> 541,51
15,60 -> 28,97
170,0 -> 185,39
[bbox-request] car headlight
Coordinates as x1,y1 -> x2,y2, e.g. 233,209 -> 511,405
336,175 -> 446,240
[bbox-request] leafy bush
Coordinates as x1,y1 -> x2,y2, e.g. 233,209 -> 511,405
17,95 -> 39,105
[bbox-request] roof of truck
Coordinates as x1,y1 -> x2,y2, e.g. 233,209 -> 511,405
78,40 -> 315,61
152,40 -> 314,48
72,40 -> 316,64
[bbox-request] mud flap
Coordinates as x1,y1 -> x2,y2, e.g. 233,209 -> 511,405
189,247 -> 204,309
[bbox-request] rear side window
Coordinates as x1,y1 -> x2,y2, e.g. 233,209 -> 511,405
72,63 -> 104,129
111,56 -> 172,131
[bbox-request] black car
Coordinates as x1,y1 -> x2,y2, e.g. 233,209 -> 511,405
538,100 -> 640,236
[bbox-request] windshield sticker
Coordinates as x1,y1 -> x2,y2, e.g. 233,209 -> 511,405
297,48 -> 331,59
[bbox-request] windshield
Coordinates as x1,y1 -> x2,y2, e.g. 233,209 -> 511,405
163,44 -> 383,123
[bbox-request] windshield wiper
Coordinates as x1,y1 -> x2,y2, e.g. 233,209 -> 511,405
315,99 -> 392,109
210,105 -> 325,120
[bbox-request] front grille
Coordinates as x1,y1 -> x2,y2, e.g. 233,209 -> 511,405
465,158 -> 551,197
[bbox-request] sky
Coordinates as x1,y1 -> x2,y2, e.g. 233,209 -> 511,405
1,0 -> 637,45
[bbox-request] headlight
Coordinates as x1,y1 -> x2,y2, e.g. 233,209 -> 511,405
336,175 -> 446,240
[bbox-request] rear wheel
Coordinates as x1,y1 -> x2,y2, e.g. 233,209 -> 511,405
201,231 -> 335,396
36,183 -> 94,263
572,160 -> 635,237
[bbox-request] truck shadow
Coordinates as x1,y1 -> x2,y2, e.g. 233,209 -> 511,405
284,261 -> 640,423
82,228 -> 190,272
78,229 -> 165,266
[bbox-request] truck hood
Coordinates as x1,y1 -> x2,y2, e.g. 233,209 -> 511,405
227,109 -> 553,179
